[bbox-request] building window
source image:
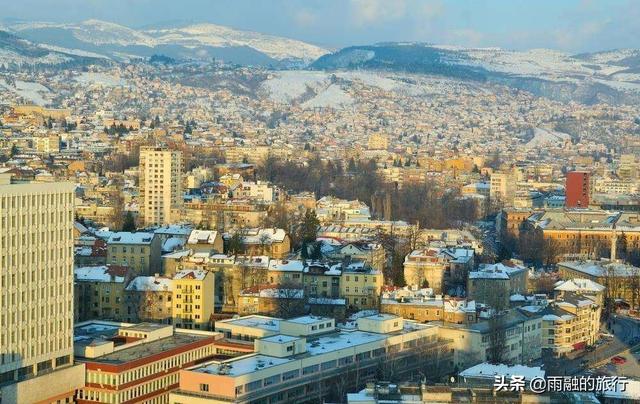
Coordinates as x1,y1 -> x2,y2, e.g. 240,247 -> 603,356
303,365 -> 319,375
200,383 -> 209,392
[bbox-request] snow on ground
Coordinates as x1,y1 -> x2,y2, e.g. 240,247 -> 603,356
0,49 -> 72,69
0,79 -> 52,105
39,44 -> 110,59
148,23 -> 328,61
525,128 -> 571,149
261,70 -> 486,107
594,78 -> 640,92
581,49 -> 640,64
261,70 -> 328,103
337,71 -> 400,91
75,72 -> 128,87
301,83 -> 353,109
452,48 -> 592,80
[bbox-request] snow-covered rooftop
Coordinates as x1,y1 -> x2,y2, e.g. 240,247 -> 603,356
125,276 -> 173,292
107,231 -> 155,245
554,278 -> 605,293
459,362 -> 544,381
558,260 -> 638,278
268,259 -> 304,272
75,265 -> 126,283
174,269 -> 209,281
187,229 -> 219,245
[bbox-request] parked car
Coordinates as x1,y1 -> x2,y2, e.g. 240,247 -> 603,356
611,356 -> 627,365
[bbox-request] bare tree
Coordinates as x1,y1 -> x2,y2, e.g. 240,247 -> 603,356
602,265 -> 619,319
272,280 -> 306,319
262,201 -> 292,231
109,191 -> 125,230
542,237 -> 561,268
376,340 -> 400,381
258,232 -> 271,255
629,266 -> 640,311
227,227 -> 247,257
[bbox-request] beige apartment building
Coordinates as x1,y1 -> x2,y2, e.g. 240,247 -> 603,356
139,146 -> 183,226
106,231 -> 162,275
187,229 -> 224,254
539,292 -> 601,355
0,177 -> 85,403
124,275 -> 174,324
74,265 -> 132,322
437,309 -> 542,370
403,247 -> 474,294
490,171 -> 516,206
33,134 -> 60,154
75,202 -> 116,227
467,261 -> 528,308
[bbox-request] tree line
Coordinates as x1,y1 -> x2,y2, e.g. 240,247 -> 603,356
256,155 -> 480,230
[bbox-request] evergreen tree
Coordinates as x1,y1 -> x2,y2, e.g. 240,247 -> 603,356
298,210 -> 320,244
227,230 -> 246,257
122,211 -> 136,232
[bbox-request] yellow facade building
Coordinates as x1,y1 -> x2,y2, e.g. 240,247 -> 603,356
173,269 -> 215,330
340,264 -> 383,310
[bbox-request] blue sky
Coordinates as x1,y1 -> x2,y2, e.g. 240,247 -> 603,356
3,0 -> 640,52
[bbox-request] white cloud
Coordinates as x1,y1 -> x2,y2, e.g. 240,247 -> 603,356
419,0 -> 444,19
349,0 -> 407,26
293,9 -> 317,27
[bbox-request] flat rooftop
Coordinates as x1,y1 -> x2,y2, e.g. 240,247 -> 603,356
74,321 -> 215,364
284,315 -> 331,325
74,322 -> 121,342
260,335 -> 300,344
188,329 -> 394,378
194,354 -> 294,377
78,333 -> 213,364
217,315 -> 281,332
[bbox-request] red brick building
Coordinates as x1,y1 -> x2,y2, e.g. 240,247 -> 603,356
565,171 -> 590,208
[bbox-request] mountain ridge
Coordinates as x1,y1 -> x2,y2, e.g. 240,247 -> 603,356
4,19 -> 328,65
311,43 -> 640,105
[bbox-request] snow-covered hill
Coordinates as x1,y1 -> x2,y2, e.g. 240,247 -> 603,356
6,19 -> 328,65
313,43 -> 640,104
0,29 -> 104,69
147,24 -> 327,61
